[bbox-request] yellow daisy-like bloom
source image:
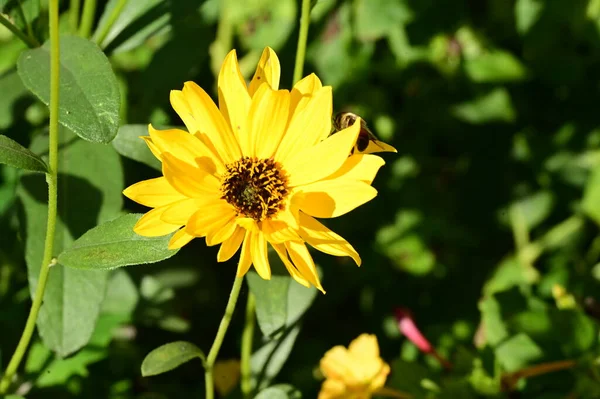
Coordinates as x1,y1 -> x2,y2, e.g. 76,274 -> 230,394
319,334 -> 390,399
123,47 -> 386,293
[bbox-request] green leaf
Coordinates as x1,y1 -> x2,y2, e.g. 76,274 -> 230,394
464,50 -> 528,83
251,325 -> 301,391
582,164 -> 600,225
58,213 -> 179,270
255,384 -> 302,399
17,35 -> 120,143
499,191 -> 554,230
94,0 -> 169,53
18,127 -> 123,357
353,0 -> 413,41
236,0 -> 297,51
0,70 -> 30,129
0,134 -> 47,173
0,0 -> 39,32
515,0 -> 544,34
141,341 -> 205,377
246,259 -> 318,337
112,124 -> 161,170
452,88 -> 516,124
495,333 -> 543,372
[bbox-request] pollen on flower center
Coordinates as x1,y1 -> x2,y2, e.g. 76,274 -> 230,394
220,156 -> 288,221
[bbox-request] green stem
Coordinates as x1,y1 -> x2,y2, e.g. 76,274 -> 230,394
0,0 -> 60,392
204,277 -> 244,399
78,0 -> 96,38
94,0 -> 127,46
0,12 -> 39,48
292,0 -> 311,85
69,0 -> 81,33
15,0 -> 34,41
240,292 -> 256,398
209,0 -> 234,78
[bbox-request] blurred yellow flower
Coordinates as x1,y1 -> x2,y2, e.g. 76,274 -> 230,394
123,47 -> 386,292
213,359 -> 241,397
319,334 -> 390,399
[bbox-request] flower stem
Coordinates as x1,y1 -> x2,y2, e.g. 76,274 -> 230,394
0,12 -> 39,48
0,0 -> 60,392
292,0 -> 311,85
502,359 -> 578,391
69,0 -> 81,33
78,0 -> 96,38
204,276 -> 244,399
94,0 -> 127,46
240,292 -> 256,398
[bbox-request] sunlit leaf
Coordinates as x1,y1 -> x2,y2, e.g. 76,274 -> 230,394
18,36 -> 121,143
464,50 -> 528,83
0,70 -> 30,129
58,213 -> 179,270
495,333 -> 543,372
354,0 -> 413,41
141,341 -> 205,377
452,88 -> 516,124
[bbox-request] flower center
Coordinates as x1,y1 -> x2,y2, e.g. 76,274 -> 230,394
221,156 -> 288,221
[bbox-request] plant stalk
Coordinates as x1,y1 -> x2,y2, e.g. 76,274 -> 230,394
292,0 -> 311,85
0,0 -> 60,392
240,292 -> 256,397
204,276 -> 244,399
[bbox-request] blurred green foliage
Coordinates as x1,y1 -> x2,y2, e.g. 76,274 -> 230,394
2,0 -> 600,397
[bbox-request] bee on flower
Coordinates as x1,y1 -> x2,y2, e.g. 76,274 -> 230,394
123,47 -> 390,293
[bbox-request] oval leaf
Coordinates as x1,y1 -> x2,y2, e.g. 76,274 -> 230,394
246,254 -> 318,337
0,135 -> 47,172
112,125 -> 161,170
58,213 -> 179,270
255,384 -> 301,399
141,341 -> 205,377
17,35 -> 120,143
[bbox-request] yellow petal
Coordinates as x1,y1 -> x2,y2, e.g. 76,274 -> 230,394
275,87 -> 333,163
293,180 -> 377,218
168,228 -> 195,249
162,152 -> 220,198
248,84 -> 290,158
134,207 -> 181,237
262,219 -> 301,243
318,378 -> 347,399
284,119 -> 360,187
218,50 -> 251,150
285,241 -> 324,293
359,139 -> 397,154
320,346 -> 352,379
123,177 -> 186,208
217,226 -> 245,262
185,201 -> 236,236
148,125 -> 220,172
236,229 -> 253,277
271,243 -> 311,288
348,334 -> 380,358
141,136 -> 161,159
323,154 -> 385,184
178,82 -> 242,163
298,213 -> 361,265
248,47 -> 281,95
206,215 -> 237,246
251,232 -> 271,279
161,197 -> 216,225
290,73 -> 323,115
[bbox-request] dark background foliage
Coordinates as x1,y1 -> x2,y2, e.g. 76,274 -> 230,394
1,0 -> 600,397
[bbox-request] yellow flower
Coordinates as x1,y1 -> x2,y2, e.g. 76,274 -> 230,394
123,47 -> 386,292
319,334 -> 390,399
